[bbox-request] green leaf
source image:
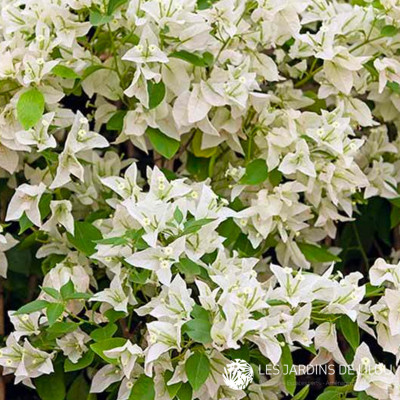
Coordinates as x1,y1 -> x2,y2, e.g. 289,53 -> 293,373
381,25 -> 399,37
42,287 -> 61,300
269,169 -> 283,187
240,159 -> 268,185
129,374 -> 155,400
64,292 -> 91,300
14,299 -> 49,315
164,371 -> 182,398
183,305 -> 212,344
107,110 -> 127,131
60,279 -> 74,299
358,392 -> 375,400
292,385 -> 310,400
52,65 -> 80,79
46,303 -> 64,326
185,351 -> 210,391
182,218 -> 215,236
174,207 -> 184,224
298,243 -> 341,263
47,322 -> 78,336
316,389 -> 341,400
147,127 -> 179,160
17,88 -> 45,130
107,0 -> 128,14
191,131 -> 217,158
178,258 -> 201,276
35,363 -> 66,400
104,309 -> 127,323
176,383 -> 193,400
65,350 -> 95,372
90,323 -> 117,342
67,221 -> 102,256
197,0 -> 217,10
66,374 -> 89,400
169,50 -> 208,67
91,338 -> 127,364
281,344 -> 296,396
147,81 -> 166,110
339,315 -> 360,351
90,10 -> 113,26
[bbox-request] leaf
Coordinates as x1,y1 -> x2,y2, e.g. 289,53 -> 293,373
129,374 -> 155,400
47,322 -> 78,336
292,385 -> 310,400
147,81 -> 166,110
339,315 -> 360,351
67,221 -> 102,256
90,323 -> 118,342
197,0 -> 217,10
316,390 -> 341,400
60,279 -> 74,299
169,50 -> 208,67
17,88 -> 45,130
35,363 -> 66,400
107,110 -> 127,131
46,303 -> 64,326
52,65 -> 80,79
164,371 -> 182,398
358,392 -> 375,400
91,338 -> 127,364
178,258 -> 201,276
185,351 -> 210,391
89,10 -> 113,26
240,159 -> 268,185
183,305 -> 212,344
174,207 -> 184,224
298,243 -> 341,263
14,300 -> 49,315
147,127 -> 179,160
64,292 -> 91,300
182,218 -> 215,236
65,350 -> 95,372
66,374 -> 89,400
176,383 -> 193,400
191,131 -> 217,158
42,287 -> 61,300
104,309 -> 127,323
107,0 -> 128,14
381,25 -> 399,37
281,344 -> 296,396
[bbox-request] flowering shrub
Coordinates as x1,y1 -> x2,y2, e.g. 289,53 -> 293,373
2,0 -> 400,399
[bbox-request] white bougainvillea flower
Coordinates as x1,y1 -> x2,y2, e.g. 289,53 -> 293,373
0,232 -> 18,278
8,312 -> 40,341
104,341 -> 143,379
125,237 -> 185,286
56,329 -> 91,364
90,364 -> 124,393
101,162 -> 141,200
16,112 -> 56,152
42,200 -> 74,235
90,273 -> 137,313
50,111 -> 108,189
6,182 -> 46,227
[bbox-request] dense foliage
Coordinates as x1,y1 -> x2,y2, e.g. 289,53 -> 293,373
2,0 -> 400,399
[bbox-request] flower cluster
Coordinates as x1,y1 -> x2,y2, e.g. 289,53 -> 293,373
1,0 -> 400,399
